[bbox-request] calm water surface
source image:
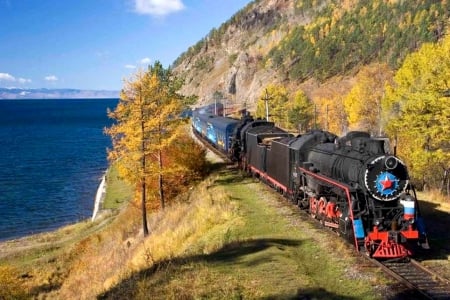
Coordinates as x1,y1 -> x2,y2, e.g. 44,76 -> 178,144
0,98 -> 118,241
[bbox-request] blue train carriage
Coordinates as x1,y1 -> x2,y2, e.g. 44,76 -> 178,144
195,113 -> 240,154
209,115 -> 240,154
192,108 -> 216,138
191,110 -> 205,136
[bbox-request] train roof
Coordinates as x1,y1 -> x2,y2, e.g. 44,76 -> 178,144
198,114 -> 240,130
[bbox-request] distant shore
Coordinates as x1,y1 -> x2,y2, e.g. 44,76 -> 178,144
0,87 -> 119,100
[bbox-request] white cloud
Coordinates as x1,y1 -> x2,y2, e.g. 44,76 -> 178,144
140,57 -> 151,64
125,64 -> 137,69
45,75 -> 58,81
0,73 -> 32,84
135,0 -> 184,16
0,72 -> 15,81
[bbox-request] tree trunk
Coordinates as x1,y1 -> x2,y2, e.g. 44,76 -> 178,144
141,101 -> 149,236
158,148 -> 165,209
141,180 -> 149,236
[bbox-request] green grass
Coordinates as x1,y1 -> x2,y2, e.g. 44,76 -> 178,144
100,168 -> 384,299
103,165 -> 133,209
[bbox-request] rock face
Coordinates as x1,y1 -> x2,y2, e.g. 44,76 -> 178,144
172,0 -> 447,114
172,0 -> 311,112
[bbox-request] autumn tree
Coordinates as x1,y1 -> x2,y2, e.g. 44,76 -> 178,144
105,62 -> 185,236
344,63 -> 394,135
287,90 -> 314,132
382,33 -> 450,190
315,92 -> 347,135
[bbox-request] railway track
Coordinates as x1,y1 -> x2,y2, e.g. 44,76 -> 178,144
368,257 -> 450,299
193,128 -> 450,299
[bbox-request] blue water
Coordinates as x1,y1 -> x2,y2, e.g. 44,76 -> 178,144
0,98 -> 118,241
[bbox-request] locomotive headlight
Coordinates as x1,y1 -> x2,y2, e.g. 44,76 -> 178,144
385,156 -> 398,170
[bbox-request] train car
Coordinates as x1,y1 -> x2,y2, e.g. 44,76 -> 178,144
192,109 -> 239,154
191,109 -> 207,137
243,123 -> 293,190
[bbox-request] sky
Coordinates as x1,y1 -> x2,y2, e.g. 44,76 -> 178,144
0,0 -> 252,91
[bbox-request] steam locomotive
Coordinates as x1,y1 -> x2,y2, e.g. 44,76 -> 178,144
192,108 -> 429,259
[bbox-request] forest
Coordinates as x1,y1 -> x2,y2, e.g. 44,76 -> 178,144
269,0 -> 449,81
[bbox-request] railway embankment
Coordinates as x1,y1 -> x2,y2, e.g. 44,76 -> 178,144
1,161 -> 449,299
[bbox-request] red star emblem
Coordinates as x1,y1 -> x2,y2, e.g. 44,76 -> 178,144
380,175 -> 392,190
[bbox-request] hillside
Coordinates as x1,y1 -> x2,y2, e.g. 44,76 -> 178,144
172,0 -> 449,112
0,163 -> 414,299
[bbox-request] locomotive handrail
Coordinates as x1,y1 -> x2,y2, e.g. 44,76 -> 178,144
298,166 -> 360,252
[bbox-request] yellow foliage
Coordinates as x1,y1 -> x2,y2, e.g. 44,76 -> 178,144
382,32 -> 450,188
105,62 -> 188,215
256,84 -> 288,127
315,94 -> 347,135
343,63 -> 393,135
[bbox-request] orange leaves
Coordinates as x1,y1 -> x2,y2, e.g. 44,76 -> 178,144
105,62 -> 206,214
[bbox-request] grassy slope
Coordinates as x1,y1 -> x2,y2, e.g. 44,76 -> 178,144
100,167 -> 388,299
1,161 -> 449,299
102,165 -> 133,210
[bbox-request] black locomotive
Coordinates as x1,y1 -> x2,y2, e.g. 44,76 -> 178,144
192,108 -> 429,259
